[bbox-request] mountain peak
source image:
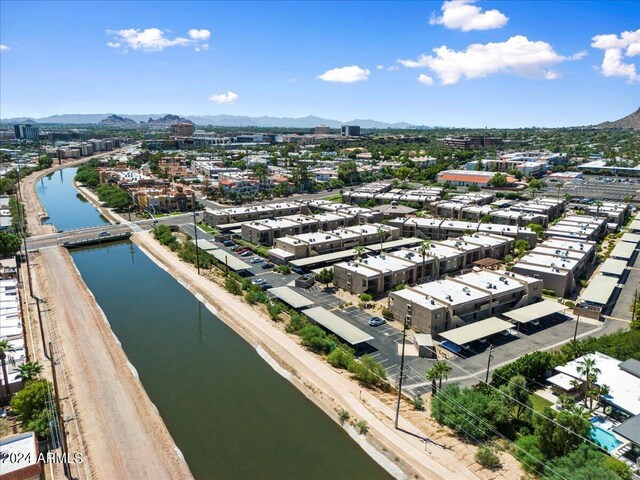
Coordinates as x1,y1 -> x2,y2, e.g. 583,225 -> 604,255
595,107 -> 640,130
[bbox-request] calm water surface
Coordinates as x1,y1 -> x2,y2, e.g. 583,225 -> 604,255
71,242 -> 392,480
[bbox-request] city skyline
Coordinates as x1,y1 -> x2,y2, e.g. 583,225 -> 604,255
1,0 -> 639,127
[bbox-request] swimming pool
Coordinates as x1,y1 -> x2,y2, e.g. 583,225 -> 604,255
590,418 -> 622,452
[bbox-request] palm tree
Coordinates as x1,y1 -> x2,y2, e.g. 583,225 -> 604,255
595,200 -> 603,218
16,361 -> 43,383
418,240 -> 431,280
425,361 -> 452,395
377,227 -> 387,253
0,339 -> 16,396
353,245 -> 366,260
576,357 -> 600,410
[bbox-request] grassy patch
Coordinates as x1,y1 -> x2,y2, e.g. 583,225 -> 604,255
197,224 -> 215,234
323,194 -> 343,202
530,394 -> 553,412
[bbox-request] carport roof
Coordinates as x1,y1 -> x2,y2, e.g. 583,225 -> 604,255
268,287 -> 314,309
303,307 -> 373,345
190,238 -> 219,251
503,300 -> 568,323
613,414 -> 640,446
580,275 -> 619,306
210,250 -> 252,271
365,237 -> 425,253
290,250 -> 356,268
439,317 -> 512,346
599,258 -> 627,277
610,241 -> 636,260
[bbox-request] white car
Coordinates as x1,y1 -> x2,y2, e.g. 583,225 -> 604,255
250,257 -> 264,264
251,278 -> 266,285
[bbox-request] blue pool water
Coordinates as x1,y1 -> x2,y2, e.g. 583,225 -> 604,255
590,418 -> 622,452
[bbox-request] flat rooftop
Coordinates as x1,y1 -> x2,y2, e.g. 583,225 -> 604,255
439,317 -> 513,346
503,300 -> 568,323
413,277 -> 487,307
599,258 -> 628,277
580,275 -> 619,306
268,287 -> 315,309
0,432 -> 39,476
610,241 -> 636,260
304,307 -> 373,345
453,270 -> 524,296
517,253 -> 578,271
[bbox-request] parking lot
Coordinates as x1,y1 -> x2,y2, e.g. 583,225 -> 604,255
544,176 -> 640,202
182,223 -> 625,397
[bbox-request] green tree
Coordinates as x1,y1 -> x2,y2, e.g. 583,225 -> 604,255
545,444 -> 620,480
425,361 -> 452,395
224,277 -> 242,295
527,223 -> 544,239
513,239 -> 530,256
353,245 -> 366,260
575,356 -> 600,410
16,361 -> 43,383
338,409 -> 351,425
534,407 -> 591,459
327,347 -> 354,370
490,173 -> 508,188
359,293 -> 372,308
502,375 -> 532,421
0,232 -> 22,257
10,379 -> 54,440
418,240 -> 431,280
480,214 -> 493,223
349,354 -> 387,388
315,268 -> 334,289
338,160 -> 359,185
0,339 -> 16,396
356,420 -> 369,435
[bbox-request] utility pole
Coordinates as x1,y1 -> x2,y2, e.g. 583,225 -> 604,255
632,289 -> 638,325
36,298 -> 48,359
573,313 -> 581,343
485,345 -> 494,384
395,302 -> 411,429
192,205 -> 200,275
49,342 -> 70,478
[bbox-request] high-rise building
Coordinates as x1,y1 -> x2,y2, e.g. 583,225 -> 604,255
13,123 -> 40,141
314,125 -> 331,135
341,125 -> 361,136
171,122 -> 196,137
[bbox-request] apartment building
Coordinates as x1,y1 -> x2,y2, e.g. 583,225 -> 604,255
132,185 -> 195,212
241,212 -> 354,246
440,136 -> 503,151
389,270 -> 541,335
584,202 -> 630,228
171,122 -> 196,137
203,202 -> 302,226
269,223 -> 400,262
333,253 -> 418,295
510,237 -> 595,297
545,215 -> 607,241
390,217 -> 538,246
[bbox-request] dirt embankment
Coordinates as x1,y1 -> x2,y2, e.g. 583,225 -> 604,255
34,247 -> 193,480
133,231 -> 484,480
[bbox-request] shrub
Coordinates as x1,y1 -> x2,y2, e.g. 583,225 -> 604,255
475,446 -> 502,470
286,312 -> 308,333
327,348 -> 355,370
338,409 -> 350,425
603,456 -> 632,480
414,395 -> 425,411
10,380 -> 53,440
381,307 -> 393,319
299,325 -> 335,354
276,264 -> 291,274
224,277 -> 242,295
349,354 -> 387,388
356,420 -> 369,435
245,290 -> 259,305
267,303 -> 283,321
514,435 -> 545,474
491,351 -> 553,389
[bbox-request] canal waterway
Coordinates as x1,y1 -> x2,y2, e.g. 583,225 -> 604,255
35,167 -> 108,231
39,169 -> 392,480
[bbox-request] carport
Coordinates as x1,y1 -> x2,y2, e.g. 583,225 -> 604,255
503,300 -> 568,328
439,317 -> 513,347
190,238 -> 219,252
303,306 -> 373,347
609,241 -> 636,261
599,258 -> 628,277
579,275 -> 619,307
290,250 -> 356,269
268,286 -> 314,310
211,250 -> 252,272
364,237 -> 425,253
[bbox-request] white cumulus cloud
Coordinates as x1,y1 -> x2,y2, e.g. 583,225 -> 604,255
209,91 -> 239,104
429,0 -> 508,31
0,44 -> 10,52
317,65 -> 370,83
591,29 -> 640,83
398,35 -> 581,85
188,29 -> 211,40
106,28 -> 210,52
418,74 -> 434,86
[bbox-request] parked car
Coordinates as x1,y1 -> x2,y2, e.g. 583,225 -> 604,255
440,341 -> 461,354
368,317 -> 385,327
250,257 -> 264,264
99,231 -> 110,237
251,278 -> 266,285
260,284 -> 272,291
240,251 -> 252,257
222,240 -> 234,247
261,263 -> 274,269
292,266 -> 304,275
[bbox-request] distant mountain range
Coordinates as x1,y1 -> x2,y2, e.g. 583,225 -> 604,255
594,107 -> 640,130
0,113 -> 413,129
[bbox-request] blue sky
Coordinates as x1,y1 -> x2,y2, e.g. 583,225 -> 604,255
1,1 -> 638,127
